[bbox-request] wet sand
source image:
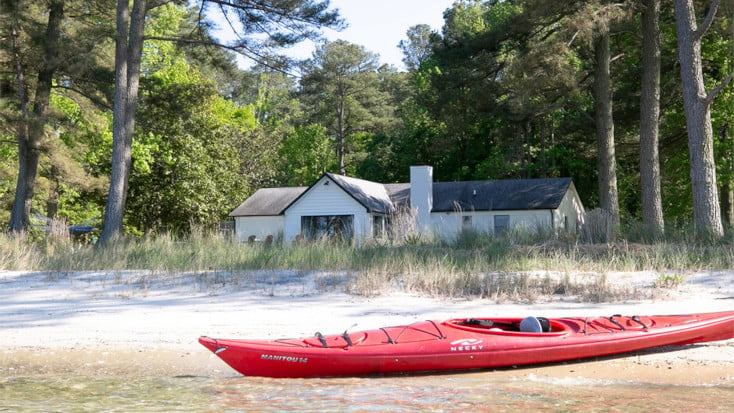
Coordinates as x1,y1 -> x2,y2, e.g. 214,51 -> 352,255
2,342 -> 733,386
1,269 -> 733,385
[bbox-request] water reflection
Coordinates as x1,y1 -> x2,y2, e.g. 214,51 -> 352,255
211,374 -> 734,412
1,373 -> 732,412
0,376 -> 214,413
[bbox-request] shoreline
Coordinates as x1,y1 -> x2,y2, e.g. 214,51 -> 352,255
3,342 -> 733,386
1,269 -> 733,384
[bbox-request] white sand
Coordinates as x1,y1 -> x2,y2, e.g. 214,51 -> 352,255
1,269 -> 733,382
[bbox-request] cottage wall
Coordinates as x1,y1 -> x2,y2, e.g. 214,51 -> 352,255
553,182 -> 585,233
229,168 -> 586,245
234,216 -> 284,243
284,177 -> 371,243
429,210 -> 552,241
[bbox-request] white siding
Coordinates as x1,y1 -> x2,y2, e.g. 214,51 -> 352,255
500,211 -> 553,233
284,176 -> 371,243
234,216 -> 284,243
426,185 -> 585,240
428,212 -> 462,241
553,182 -> 585,233
232,174 -> 586,245
429,210 -> 552,241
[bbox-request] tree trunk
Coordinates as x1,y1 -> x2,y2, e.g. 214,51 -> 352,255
47,175 -> 60,221
722,181 -> 734,225
593,30 -> 619,227
8,0 -> 64,234
720,123 -> 733,224
639,0 -> 665,239
540,120 -> 547,178
99,0 -> 148,245
337,94 -> 346,175
672,0 -> 727,238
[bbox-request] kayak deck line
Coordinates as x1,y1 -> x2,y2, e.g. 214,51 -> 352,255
199,337 -> 228,354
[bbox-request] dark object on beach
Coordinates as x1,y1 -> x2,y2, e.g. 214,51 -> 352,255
68,225 -> 94,236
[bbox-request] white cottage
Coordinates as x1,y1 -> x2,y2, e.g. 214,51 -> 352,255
229,166 -> 585,244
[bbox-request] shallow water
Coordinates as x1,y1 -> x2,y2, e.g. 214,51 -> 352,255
1,372 -> 732,413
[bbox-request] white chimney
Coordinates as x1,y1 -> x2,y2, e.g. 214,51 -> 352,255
410,165 -> 433,233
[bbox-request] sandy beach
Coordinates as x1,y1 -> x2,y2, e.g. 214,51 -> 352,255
1,269 -> 733,385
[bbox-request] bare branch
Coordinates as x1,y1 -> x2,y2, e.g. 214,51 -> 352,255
144,35 -> 298,76
146,0 -> 177,11
204,0 -> 343,28
54,84 -> 112,111
567,30 -> 580,48
705,74 -> 732,106
694,0 -> 720,42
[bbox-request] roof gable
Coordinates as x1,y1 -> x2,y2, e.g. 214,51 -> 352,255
384,183 -> 411,209
322,173 -> 395,214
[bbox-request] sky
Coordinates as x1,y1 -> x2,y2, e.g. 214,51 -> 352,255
300,0 -> 457,70
211,0 -> 456,71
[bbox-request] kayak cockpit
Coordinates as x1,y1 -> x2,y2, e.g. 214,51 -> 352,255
445,317 -> 572,336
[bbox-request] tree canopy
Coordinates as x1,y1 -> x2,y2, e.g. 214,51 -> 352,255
1,0 -> 732,242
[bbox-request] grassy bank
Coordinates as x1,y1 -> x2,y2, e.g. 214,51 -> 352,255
2,228 -> 733,301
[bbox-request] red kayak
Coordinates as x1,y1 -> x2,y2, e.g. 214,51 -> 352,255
199,310 -> 734,378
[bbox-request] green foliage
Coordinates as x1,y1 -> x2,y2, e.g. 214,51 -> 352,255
442,0 -> 492,40
0,0 -> 113,232
246,69 -> 301,126
707,11 -> 734,219
387,0 -> 731,229
103,3 -> 261,235
299,40 -> 400,173
654,272 -> 684,288
407,1 -> 597,187
129,66 -> 256,234
2,0 -> 732,243
398,24 -> 437,71
0,141 -> 18,225
275,124 -> 336,186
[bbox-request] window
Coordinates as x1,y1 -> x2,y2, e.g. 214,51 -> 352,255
301,215 -> 354,242
462,215 -> 472,227
494,215 -> 510,236
373,215 -> 387,239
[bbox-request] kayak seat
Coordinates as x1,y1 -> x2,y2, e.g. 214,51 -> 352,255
520,317 -> 542,333
520,316 -> 552,333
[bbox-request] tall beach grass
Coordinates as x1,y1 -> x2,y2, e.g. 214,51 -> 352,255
2,222 -> 734,301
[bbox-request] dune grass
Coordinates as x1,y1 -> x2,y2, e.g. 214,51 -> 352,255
2,223 -> 733,302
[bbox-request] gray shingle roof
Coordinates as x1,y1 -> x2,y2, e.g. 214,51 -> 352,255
432,178 -> 572,212
229,187 -> 307,217
229,176 -> 573,217
384,183 -> 411,209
